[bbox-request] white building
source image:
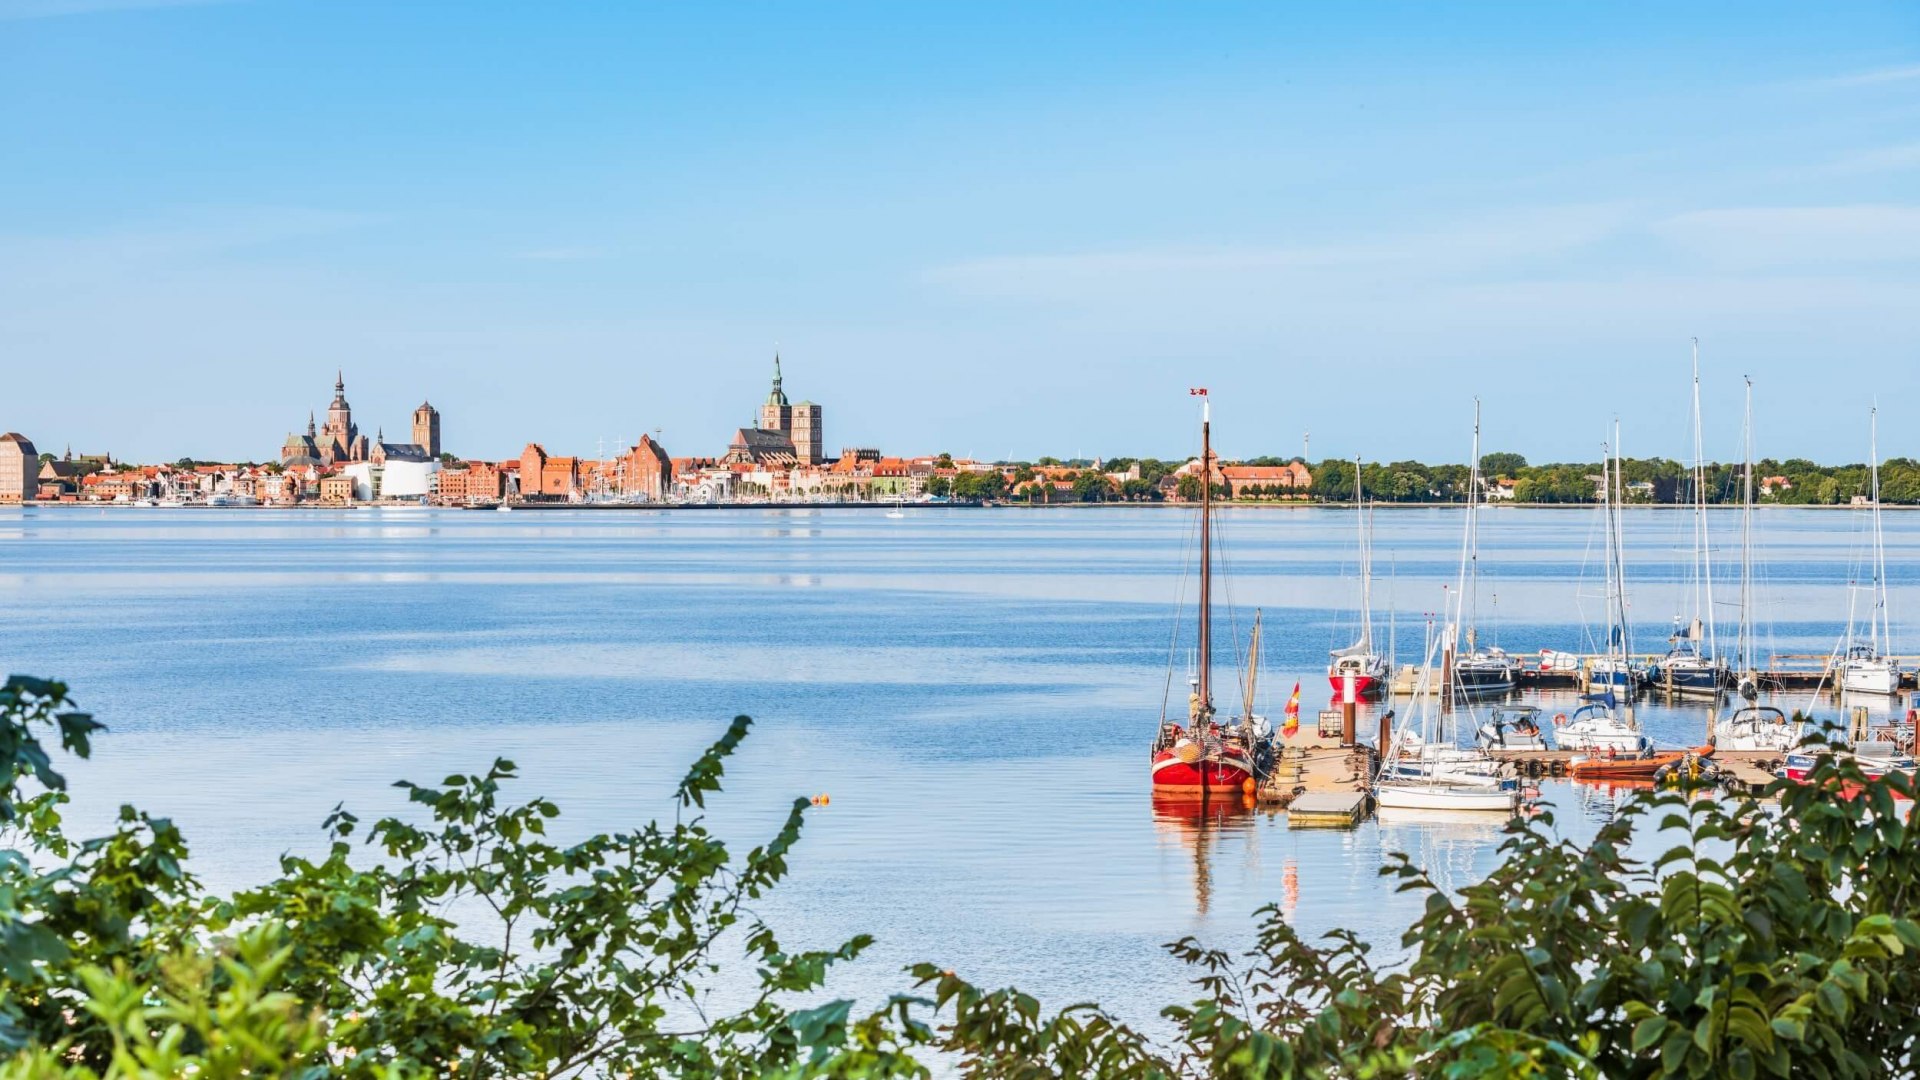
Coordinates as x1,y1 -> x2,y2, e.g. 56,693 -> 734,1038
345,459 -> 439,502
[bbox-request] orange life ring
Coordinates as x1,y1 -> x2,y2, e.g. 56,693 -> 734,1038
1553,713 -> 1568,726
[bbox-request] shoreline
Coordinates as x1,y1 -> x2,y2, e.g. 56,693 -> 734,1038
8,500 -> 1908,512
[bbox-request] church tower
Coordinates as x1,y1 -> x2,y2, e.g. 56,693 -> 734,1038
413,400 -> 441,458
759,353 -> 792,435
791,400 -> 823,465
319,371 -> 358,464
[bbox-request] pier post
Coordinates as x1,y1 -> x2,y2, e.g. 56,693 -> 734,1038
1342,700 -> 1356,747
1441,641 -> 1455,713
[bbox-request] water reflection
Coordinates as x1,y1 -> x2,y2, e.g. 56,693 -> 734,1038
1151,795 -> 1255,916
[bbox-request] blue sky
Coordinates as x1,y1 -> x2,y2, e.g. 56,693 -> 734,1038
3,1 -> 1916,464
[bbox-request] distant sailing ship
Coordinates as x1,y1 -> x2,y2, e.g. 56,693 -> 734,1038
1150,392 -> 1275,796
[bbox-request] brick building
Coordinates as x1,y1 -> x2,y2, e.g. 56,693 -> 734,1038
0,433 -> 36,504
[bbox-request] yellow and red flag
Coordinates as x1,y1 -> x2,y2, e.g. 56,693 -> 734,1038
1282,681 -> 1301,738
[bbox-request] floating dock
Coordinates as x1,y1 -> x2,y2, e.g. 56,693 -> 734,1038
1260,732 -> 1378,827
1286,792 -> 1370,827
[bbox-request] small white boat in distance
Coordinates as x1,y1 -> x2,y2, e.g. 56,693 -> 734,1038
885,499 -> 905,519
496,503 -> 513,513
1840,408 -> 1901,695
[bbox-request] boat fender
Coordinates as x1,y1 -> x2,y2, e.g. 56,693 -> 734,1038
1552,713 -> 1568,726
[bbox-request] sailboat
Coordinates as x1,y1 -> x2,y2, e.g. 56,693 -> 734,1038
1329,455 -> 1389,699
1654,341 -> 1730,698
1840,408 -> 1901,695
1559,430 -> 1654,754
1713,378 -> 1805,752
1587,425 -> 1645,691
1450,400 -> 1520,698
1150,394 -> 1275,796
1376,629 -> 1523,812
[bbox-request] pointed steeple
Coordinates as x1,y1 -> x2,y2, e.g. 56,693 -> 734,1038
765,352 -> 789,407
335,369 -> 344,393
307,411 -> 316,437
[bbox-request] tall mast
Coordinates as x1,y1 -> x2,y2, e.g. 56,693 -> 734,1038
1691,339 -> 1719,661
1602,432 -> 1619,665
1870,406 -> 1888,654
1738,377 -> 1754,675
1611,422 -> 1632,661
1455,399 -> 1482,651
1356,454 -> 1372,651
1198,397 -> 1213,709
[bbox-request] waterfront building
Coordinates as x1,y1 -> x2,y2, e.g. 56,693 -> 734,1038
346,457 -> 438,501
1218,463 -> 1311,500
412,401 -> 441,459
618,435 -> 673,501
318,474 -> 354,505
517,443 -> 580,500
438,460 -> 506,503
0,433 -> 38,503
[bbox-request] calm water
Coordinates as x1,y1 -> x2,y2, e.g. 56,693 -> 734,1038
0,504 -> 1912,1030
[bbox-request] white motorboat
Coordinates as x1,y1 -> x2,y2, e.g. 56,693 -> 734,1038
1713,705 -> 1803,754
1478,704 -> 1550,751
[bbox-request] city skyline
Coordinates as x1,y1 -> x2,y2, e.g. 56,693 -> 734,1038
3,2 -> 1917,463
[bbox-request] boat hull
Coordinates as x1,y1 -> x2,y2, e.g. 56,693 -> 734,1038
1375,783 -> 1519,813
1841,661 -> 1901,695
1653,664 -> 1726,697
1327,672 -> 1383,700
1150,752 -> 1254,795
1569,746 -> 1712,781
1452,666 -> 1516,697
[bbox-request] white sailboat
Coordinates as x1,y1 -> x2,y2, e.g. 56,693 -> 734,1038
1559,429 -> 1653,755
1328,455 -> 1390,699
1655,341 -> 1730,697
1713,379 -> 1805,752
1840,407 -> 1901,695
1377,470 -> 1523,813
1451,400 -> 1520,698
1376,638 -> 1522,812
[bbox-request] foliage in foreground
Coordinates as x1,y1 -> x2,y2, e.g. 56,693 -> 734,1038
4,675 -> 1920,1078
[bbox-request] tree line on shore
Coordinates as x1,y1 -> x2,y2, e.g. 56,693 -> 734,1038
922,452 -> 1920,505
5,674 -> 1920,1078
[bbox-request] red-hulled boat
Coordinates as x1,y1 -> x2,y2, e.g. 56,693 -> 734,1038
1150,392 -> 1271,797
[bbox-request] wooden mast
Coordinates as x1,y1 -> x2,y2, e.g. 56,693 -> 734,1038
1198,395 -> 1213,712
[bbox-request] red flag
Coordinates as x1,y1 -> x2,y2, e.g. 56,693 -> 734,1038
1189,387 -> 1209,396
1282,680 -> 1301,738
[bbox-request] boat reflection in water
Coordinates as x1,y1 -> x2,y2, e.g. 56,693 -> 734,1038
1150,793 -> 1255,917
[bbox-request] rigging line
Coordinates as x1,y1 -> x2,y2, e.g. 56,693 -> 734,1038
1160,468 -> 1201,727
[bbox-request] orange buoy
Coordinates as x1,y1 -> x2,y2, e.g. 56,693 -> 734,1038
1242,778 -> 1258,796
818,794 -> 830,806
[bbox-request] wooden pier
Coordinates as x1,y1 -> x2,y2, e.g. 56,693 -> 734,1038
1258,729 -> 1379,827
1394,653 -> 1917,696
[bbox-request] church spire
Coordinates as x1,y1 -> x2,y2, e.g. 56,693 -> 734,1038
335,369 -> 344,393
307,410 -> 316,437
765,351 -> 789,407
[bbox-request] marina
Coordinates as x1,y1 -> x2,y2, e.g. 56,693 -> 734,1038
5,503 -> 1917,1033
